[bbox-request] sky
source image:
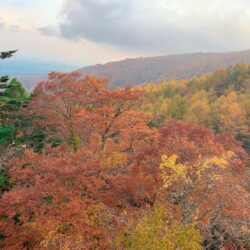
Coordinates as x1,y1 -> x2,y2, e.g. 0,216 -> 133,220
1,0 -> 250,73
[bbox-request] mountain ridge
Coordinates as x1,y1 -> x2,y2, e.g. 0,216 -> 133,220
11,49 -> 250,90
78,49 -> 250,87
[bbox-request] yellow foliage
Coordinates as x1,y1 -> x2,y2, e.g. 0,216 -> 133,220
115,205 -> 167,250
72,132 -> 81,152
100,151 -> 127,169
116,205 -> 202,250
138,65 -> 250,150
185,91 -> 211,125
160,155 -> 188,188
165,224 -> 202,250
197,154 -> 230,178
210,91 -> 248,133
160,153 -> 233,188
227,151 -> 235,158
83,205 -> 103,226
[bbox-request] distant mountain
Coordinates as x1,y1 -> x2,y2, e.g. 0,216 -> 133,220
78,50 -> 250,87
11,74 -> 48,92
6,50 -> 250,91
0,60 -> 76,91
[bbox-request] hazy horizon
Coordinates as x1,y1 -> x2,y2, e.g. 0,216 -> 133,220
1,0 -> 250,71
2,48 -> 250,76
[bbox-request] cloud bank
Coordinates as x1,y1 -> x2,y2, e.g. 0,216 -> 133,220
0,17 -> 4,28
52,0 -> 250,53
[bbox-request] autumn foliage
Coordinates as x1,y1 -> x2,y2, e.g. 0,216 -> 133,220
0,70 -> 249,249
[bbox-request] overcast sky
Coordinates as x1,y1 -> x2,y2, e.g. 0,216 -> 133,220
1,0 -> 250,68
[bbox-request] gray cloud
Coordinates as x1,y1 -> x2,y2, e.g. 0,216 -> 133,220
47,0 -> 250,53
38,26 -> 60,36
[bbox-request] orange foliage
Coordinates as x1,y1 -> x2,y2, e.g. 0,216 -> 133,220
0,73 -> 249,249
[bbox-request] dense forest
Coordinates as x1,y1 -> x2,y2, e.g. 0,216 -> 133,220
0,51 -> 249,249
139,63 -> 250,154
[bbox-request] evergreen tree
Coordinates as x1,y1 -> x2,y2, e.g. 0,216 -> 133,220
0,50 -> 18,60
0,50 -> 29,195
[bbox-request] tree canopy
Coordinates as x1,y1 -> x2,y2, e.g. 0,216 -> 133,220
0,64 -> 249,249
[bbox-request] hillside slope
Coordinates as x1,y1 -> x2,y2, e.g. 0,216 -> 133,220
78,50 -> 250,87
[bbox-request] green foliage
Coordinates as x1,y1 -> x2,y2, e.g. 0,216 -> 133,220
66,132 -> 81,152
167,95 -> 188,121
49,138 -> 62,149
42,195 -> 54,204
0,174 -> 6,186
0,50 -> 17,60
0,76 -> 9,83
0,79 -> 29,119
147,119 -> 161,128
0,170 -> 10,195
0,125 -> 14,144
4,78 -> 29,100
0,50 -> 30,195
0,233 -> 6,241
29,127 -> 47,153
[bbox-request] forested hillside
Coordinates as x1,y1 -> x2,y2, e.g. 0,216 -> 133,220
10,50 -> 250,91
139,63 -> 250,153
79,50 -> 250,87
0,52 -> 249,249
